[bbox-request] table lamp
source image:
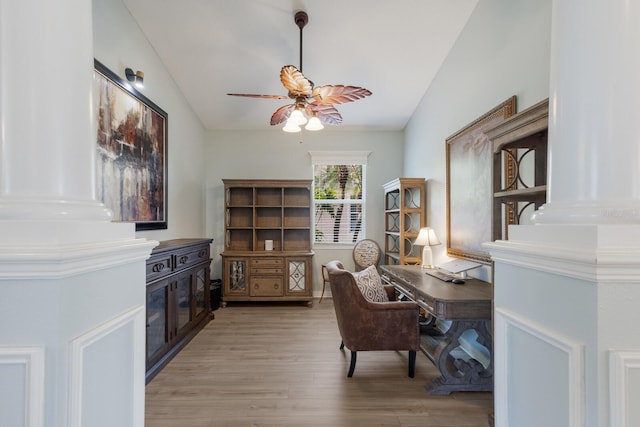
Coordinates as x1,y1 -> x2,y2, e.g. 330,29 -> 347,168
414,227 -> 441,269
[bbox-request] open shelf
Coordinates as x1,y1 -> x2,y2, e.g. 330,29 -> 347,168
226,207 -> 253,227
256,187 -> 282,206
256,229 -> 282,251
284,187 -> 311,206
255,207 -> 282,227
283,207 -> 310,228
226,187 -> 253,206
283,229 -> 312,251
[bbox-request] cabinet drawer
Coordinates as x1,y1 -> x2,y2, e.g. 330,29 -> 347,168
174,246 -> 210,271
146,255 -> 172,281
250,276 -> 283,296
250,267 -> 283,275
250,258 -> 283,268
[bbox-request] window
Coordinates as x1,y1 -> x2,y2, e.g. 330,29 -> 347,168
309,151 -> 370,244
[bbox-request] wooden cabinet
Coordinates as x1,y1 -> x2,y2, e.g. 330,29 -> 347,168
221,179 -> 314,306
486,99 -> 548,241
382,178 -> 426,265
222,254 -> 312,302
146,238 -> 213,382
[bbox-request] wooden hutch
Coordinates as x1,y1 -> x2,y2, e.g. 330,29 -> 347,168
220,179 -> 314,306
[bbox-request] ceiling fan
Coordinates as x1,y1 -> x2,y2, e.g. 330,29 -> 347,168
227,11 -> 372,132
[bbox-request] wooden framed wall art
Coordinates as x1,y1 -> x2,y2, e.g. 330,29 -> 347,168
93,59 -> 168,230
446,96 -> 516,263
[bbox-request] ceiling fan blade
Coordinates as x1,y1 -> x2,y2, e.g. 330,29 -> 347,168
270,104 -> 295,126
307,104 -> 343,125
311,85 -> 372,105
280,65 -> 313,97
227,93 -> 290,100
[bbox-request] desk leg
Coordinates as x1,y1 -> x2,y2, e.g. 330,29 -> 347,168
424,319 -> 493,395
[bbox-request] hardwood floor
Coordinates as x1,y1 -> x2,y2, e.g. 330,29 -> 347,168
145,299 -> 493,426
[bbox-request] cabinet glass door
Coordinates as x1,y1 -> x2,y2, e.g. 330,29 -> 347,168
147,282 -> 169,361
286,259 -> 307,295
225,259 -> 248,295
176,275 -> 192,332
194,267 -> 207,318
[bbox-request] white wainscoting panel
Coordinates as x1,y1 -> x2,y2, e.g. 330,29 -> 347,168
68,305 -> 145,427
609,350 -> 640,427
495,308 -> 584,427
0,347 -> 45,427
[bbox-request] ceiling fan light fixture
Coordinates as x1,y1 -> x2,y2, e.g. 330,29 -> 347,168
227,10 -> 371,131
282,118 -> 302,133
305,115 -> 324,131
289,108 -> 307,125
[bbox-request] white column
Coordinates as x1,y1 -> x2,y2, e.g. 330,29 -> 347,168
532,0 -> 640,224
0,0 -> 111,222
487,1 -> 640,426
0,1 -> 155,426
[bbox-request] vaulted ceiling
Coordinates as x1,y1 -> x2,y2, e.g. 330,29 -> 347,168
122,0 -> 478,131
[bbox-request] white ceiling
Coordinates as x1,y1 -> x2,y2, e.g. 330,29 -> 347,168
122,0 -> 478,132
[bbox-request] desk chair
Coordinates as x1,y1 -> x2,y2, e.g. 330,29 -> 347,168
352,239 -> 381,271
319,264 -> 331,303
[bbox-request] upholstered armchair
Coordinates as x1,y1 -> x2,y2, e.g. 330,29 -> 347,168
325,260 -> 420,378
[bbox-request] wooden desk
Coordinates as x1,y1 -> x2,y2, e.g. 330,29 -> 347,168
380,265 -> 493,395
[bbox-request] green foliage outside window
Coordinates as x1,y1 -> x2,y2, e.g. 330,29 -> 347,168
313,164 -> 364,243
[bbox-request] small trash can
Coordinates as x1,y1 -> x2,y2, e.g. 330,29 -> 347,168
210,279 -> 222,311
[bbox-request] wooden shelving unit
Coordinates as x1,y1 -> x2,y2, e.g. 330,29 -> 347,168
221,179 -> 314,306
486,99 -> 549,241
382,178 -> 426,266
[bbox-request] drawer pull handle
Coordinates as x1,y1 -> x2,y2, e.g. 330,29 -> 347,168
152,263 -> 165,272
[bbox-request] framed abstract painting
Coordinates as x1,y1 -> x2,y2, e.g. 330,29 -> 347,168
93,59 -> 168,231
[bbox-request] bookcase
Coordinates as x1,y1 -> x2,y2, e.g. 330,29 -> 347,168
486,98 -> 548,241
221,179 -> 314,306
383,178 -> 426,265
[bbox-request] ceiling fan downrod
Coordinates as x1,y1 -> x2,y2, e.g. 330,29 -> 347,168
294,11 -> 308,73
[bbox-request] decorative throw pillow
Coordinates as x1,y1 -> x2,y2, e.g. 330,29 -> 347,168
352,265 -> 389,303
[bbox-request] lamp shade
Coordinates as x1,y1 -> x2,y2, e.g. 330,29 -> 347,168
414,227 -> 440,246
288,108 -> 307,125
282,118 -> 301,133
305,116 -> 324,131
